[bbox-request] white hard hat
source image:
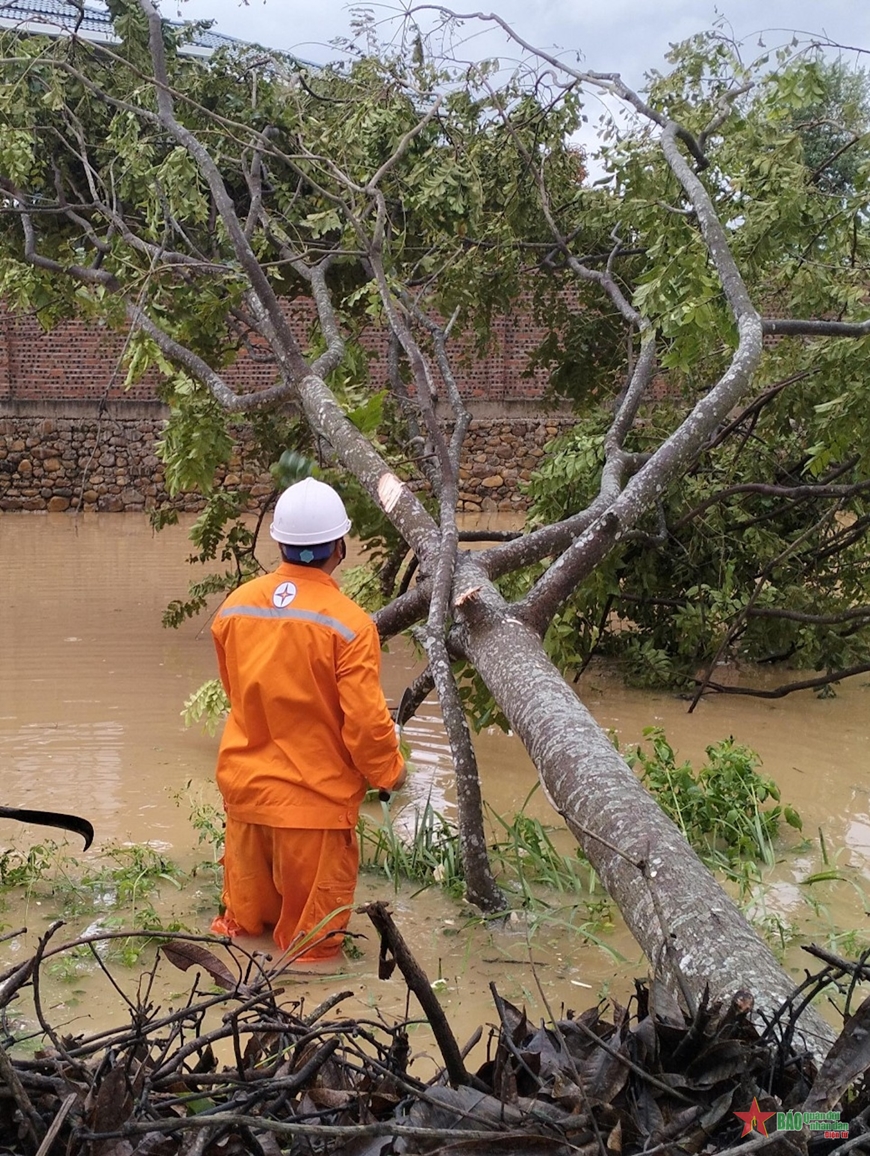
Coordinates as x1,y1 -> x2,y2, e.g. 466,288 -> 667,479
269,477 -> 352,545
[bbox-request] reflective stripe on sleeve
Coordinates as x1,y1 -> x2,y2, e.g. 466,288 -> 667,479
219,605 -> 357,642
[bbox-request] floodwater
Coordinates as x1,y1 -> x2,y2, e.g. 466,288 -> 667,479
1,512 -> 869,1069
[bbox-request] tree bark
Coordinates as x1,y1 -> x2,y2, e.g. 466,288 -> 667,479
454,578 -> 837,1055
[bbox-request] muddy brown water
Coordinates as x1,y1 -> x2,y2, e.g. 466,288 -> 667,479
1,512 -> 869,1069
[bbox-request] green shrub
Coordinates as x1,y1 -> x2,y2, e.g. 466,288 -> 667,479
628,727 -> 802,875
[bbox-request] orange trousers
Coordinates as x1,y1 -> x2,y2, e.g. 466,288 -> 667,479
213,820 -> 359,960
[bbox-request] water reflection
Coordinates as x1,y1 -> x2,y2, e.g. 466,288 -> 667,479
844,815 -> 870,861
2,720 -> 124,818
393,706 -> 455,825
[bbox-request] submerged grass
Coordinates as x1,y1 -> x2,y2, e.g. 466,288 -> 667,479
357,792 -> 618,949
0,840 -> 190,966
356,731 -> 856,958
0,733 -> 861,969
487,805 -> 599,895
358,798 -> 465,897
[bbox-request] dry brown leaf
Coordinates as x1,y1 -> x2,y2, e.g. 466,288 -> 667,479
161,941 -> 240,992
581,1030 -> 629,1105
251,1133 -> 284,1156
803,990 -> 870,1110
550,1069 -> 587,1113
87,1065 -> 134,1156
92,1142 -> 134,1156
305,1085 -> 355,1109
682,1039 -> 754,1088
606,1117 -> 622,1153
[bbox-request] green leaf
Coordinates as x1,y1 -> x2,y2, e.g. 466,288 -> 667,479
347,390 -> 387,436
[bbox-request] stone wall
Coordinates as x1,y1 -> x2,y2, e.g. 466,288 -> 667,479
0,399 -> 576,514
457,407 -> 573,512
0,401 -> 171,513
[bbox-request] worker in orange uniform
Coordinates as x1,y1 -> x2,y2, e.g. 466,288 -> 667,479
210,477 -> 406,961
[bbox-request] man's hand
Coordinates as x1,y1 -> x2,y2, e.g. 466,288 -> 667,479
377,761 -> 407,802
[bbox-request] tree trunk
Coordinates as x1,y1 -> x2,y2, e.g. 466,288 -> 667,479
457,587 -> 836,1055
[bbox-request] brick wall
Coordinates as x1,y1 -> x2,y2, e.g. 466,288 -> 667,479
0,298 -> 553,405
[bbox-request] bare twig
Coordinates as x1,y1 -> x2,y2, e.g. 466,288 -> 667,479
360,901 -> 476,1089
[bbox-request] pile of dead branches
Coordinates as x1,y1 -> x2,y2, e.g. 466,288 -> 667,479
1,903 -> 869,1155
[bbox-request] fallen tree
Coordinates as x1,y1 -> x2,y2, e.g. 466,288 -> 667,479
1,0 -> 869,1050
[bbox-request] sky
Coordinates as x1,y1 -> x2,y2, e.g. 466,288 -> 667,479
162,0 -> 866,175
168,0 -> 867,85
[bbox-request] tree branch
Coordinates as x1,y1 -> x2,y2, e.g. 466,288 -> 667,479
138,0 -> 310,383
515,115 -> 764,635
672,477 -> 870,532
762,317 -> 870,337
696,663 -> 870,700
687,505 -> 837,712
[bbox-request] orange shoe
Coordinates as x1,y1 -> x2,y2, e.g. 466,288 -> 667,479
210,912 -> 248,938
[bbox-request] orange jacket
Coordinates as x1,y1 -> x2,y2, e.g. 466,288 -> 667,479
212,563 -> 403,829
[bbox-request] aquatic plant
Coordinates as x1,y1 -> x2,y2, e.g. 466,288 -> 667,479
627,728 -> 803,874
